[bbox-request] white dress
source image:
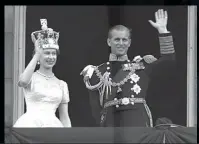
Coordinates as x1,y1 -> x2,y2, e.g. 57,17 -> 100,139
13,72 -> 70,128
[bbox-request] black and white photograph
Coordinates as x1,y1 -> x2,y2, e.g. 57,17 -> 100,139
5,5 -> 197,143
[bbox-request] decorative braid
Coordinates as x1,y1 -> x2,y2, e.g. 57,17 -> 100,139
159,35 -> 175,54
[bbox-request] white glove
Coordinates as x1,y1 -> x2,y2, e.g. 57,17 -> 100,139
80,65 -> 95,78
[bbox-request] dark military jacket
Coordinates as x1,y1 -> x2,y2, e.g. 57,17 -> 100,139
86,33 -> 175,126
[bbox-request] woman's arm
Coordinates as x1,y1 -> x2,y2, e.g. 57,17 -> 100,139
18,53 -> 40,88
18,42 -> 42,88
58,103 -> 72,127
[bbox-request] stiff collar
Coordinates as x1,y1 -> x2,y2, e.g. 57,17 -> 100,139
109,53 -> 129,61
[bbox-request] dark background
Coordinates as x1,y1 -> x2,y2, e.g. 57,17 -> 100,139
25,6 -> 187,127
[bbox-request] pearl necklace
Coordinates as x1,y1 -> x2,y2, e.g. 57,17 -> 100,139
36,70 -> 55,80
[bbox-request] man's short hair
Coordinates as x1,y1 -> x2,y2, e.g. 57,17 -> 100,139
108,25 -> 132,39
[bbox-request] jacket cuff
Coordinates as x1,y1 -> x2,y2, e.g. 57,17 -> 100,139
159,33 -> 175,54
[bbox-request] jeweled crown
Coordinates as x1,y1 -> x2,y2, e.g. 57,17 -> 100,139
31,19 -> 59,50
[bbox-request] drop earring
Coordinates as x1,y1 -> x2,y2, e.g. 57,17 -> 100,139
37,61 -> 40,65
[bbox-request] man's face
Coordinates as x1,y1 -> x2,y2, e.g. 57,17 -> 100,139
107,29 -> 131,56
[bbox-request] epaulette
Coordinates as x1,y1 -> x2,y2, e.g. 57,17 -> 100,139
143,55 -> 157,64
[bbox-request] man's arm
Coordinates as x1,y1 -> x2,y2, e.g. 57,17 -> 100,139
80,65 -> 103,126
143,33 -> 175,77
143,9 -> 175,76
149,9 -> 175,57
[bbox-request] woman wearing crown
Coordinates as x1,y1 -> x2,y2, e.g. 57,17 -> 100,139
13,19 -> 71,127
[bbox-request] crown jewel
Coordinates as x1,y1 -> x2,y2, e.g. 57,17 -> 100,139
31,19 -> 59,49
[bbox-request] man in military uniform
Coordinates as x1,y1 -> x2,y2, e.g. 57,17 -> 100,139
80,9 -> 175,127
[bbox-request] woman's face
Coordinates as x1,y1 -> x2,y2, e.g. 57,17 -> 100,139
39,48 -> 57,69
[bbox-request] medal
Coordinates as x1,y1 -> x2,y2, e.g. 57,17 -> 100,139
117,86 -> 122,93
